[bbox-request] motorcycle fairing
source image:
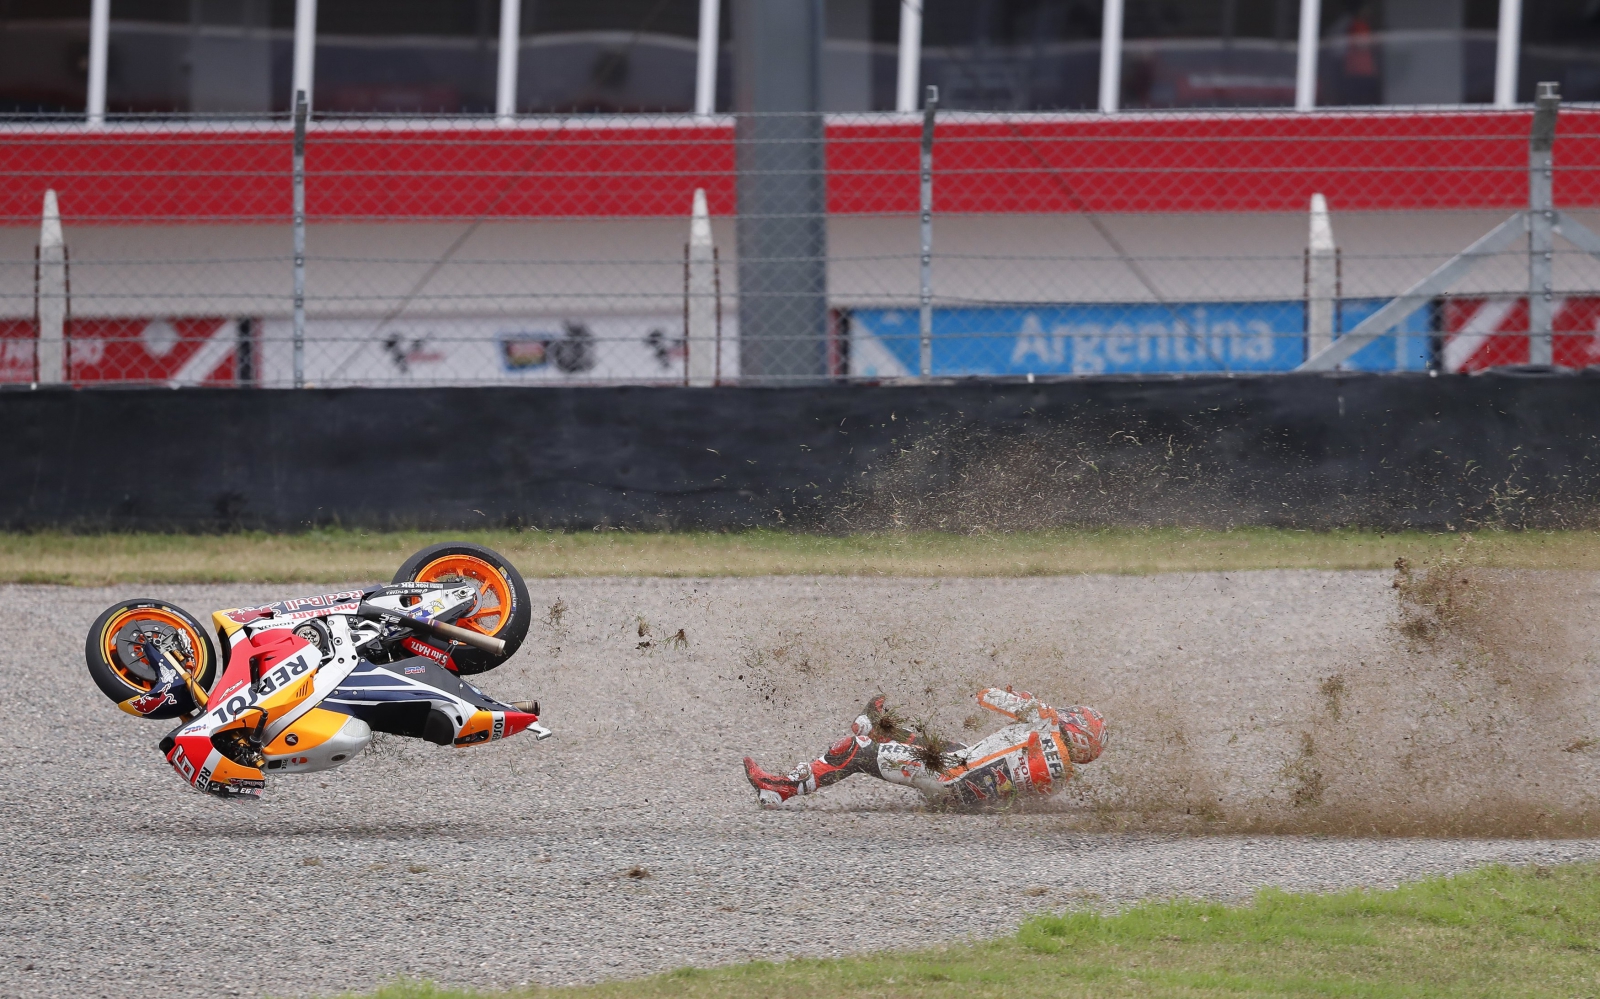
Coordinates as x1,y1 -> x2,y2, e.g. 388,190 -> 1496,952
162,619 -> 368,799
325,655 -> 544,747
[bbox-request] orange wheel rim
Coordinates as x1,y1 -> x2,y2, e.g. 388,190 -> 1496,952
100,607 -> 204,692
415,555 -> 512,637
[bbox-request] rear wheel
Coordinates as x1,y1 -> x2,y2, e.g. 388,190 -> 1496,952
85,599 -> 218,715
393,543 -> 531,675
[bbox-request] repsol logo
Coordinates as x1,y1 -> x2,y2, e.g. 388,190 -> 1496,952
210,655 -> 313,724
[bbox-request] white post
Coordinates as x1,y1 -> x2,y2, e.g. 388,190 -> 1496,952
1495,0 -> 1522,108
293,0 -> 317,111
496,0 -> 520,124
36,190 -> 67,385
896,0 -> 922,113
694,0 -> 720,116
686,189 -> 718,385
1295,0 -> 1320,111
86,0 -> 109,126
1306,193 -> 1337,360
1099,0 -> 1124,113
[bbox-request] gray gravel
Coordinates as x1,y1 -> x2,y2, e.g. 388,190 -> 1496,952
3,573 -> 1598,999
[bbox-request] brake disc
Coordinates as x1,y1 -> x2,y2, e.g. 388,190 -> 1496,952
113,618 -> 190,683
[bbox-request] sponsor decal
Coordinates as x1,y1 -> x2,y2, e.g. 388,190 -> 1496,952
167,744 -> 197,782
225,591 -> 363,624
208,654 -> 314,725
401,636 -> 455,670
492,714 -> 505,740
404,665 -> 427,675
130,691 -> 175,715
1041,736 -> 1066,778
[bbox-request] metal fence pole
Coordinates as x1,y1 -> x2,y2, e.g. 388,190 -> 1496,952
918,84 -> 938,381
1528,81 -> 1559,366
1293,0 -> 1320,111
292,90 -> 308,389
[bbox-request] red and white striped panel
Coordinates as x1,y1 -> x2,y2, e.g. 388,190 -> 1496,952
0,317 -> 244,385
1441,297 -> 1600,372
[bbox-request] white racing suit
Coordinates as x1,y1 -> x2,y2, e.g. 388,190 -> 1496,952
744,688 -> 1095,808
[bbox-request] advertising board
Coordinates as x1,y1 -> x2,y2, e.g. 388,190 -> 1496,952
848,299 -> 1431,378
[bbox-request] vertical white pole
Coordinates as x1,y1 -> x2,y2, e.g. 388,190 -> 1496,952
293,0 -> 317,112
1306,193 -> 1337,359
686,189 -> 718,384
86,0 -> 109,126
1099,0 -> 1124,113
1295,0 -> 1320,111
497,0 -> 520,123
36,190 -> 67,385
896,0 -> 922,113
1495,0 -> 1522,108
694,0 -> 720,116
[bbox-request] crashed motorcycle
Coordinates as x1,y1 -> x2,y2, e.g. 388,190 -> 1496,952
84,542 -> 550,800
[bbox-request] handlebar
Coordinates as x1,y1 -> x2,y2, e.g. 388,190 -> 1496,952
357,601 -> 506,656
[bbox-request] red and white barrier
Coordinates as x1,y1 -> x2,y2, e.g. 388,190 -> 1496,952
1441,296 -> 1600,372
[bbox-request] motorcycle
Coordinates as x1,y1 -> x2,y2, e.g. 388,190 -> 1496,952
84,542 -> 549,800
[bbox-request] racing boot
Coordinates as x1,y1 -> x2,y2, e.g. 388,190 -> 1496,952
744,722 -> 884,808
743,757 -> 802,807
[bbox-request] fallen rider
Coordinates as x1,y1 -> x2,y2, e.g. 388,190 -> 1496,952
743,687 -> 1106,808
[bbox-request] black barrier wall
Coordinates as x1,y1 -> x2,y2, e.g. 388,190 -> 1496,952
3,373 -> 1598,531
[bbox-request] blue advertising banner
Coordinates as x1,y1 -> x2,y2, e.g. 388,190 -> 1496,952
848,300 -> 1431,377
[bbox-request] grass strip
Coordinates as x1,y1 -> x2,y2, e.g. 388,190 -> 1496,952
338,862 -> 1600,999
4,528 -> 1600,586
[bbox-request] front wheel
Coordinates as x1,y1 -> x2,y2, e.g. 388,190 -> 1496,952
393,542 -> 531,675
86,599 -> 218,718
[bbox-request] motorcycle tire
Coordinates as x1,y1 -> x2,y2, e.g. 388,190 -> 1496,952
85,598 -> 219,714
392,542 -> 531,675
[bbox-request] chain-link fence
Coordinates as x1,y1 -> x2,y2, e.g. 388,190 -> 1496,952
3,96 -> 1599,388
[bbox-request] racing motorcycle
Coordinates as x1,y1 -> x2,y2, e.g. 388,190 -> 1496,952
84,542 -> 549,800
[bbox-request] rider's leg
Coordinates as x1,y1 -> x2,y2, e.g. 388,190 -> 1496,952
744,702 -> 975,806
744,713 -> 885,805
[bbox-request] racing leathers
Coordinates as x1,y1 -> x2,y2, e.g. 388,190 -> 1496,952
743,687 -> 1107,808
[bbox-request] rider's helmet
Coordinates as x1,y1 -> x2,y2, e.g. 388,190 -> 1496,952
1058,705 -> 1107,764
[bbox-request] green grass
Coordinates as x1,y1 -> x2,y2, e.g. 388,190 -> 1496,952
3,527 -> 1600,585
337,863 -> 1600,999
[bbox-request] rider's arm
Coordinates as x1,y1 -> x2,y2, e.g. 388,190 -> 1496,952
976,686 -> 1041,720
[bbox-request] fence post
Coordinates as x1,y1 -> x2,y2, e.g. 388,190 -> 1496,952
919,84 -> 938,381
1294,0 -> 1320,111
1528,81 -> 1558,366
292,90 -> 308,389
